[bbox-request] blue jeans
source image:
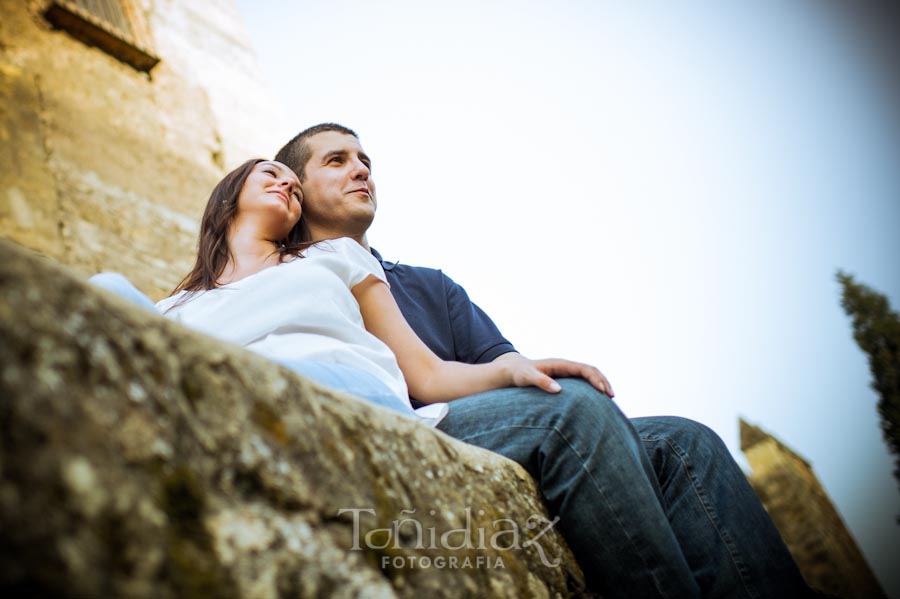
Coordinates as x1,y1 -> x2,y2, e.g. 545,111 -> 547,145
89,272 -> 159,311
436,378 -> 811,598
272,359 -> 416,417
88,273 -> 416,418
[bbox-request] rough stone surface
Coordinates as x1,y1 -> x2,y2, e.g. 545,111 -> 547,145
0,239 -> 592,598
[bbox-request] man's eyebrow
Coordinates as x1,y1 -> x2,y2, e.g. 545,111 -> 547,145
320,149 -> 371,166
321,149 -> 347,162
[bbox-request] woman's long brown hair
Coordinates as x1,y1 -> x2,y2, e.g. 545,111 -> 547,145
168,158 -> 311,296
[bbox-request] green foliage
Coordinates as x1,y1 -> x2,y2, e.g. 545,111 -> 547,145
837,271 -> 900,520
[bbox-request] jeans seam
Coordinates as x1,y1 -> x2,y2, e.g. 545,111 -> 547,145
645,434 -> 758,599
458,423 -> 680,598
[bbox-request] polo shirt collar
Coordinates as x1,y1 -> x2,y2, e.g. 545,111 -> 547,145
370,247 -> 397,271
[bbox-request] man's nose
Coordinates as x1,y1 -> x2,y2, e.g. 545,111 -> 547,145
351,158 -> 370,179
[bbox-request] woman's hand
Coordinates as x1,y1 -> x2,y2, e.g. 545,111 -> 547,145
497,353 -> 615,397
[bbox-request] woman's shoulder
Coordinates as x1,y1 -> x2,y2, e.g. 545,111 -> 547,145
303,237 -> 367,259
305,236 -> 351,250
302,237 -> 386,283
155,289 -> 191,313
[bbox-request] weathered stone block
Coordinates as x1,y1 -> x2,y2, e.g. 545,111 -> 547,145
0,239 -> 592,598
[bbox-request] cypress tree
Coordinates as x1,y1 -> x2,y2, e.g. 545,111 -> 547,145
837,270 -> 900,520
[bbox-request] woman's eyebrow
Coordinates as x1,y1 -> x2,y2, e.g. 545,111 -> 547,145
262,161 -> 296,177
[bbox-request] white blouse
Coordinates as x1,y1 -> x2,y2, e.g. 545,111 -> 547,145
156,238 -> 422,412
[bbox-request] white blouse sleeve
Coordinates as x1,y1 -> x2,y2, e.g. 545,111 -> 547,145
312,238 -> 389,289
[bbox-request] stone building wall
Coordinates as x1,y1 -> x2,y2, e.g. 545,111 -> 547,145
0,0 -> 286,299
740,419 -> 886,598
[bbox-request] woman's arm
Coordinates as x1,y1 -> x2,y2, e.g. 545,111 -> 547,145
352,275 -> 603,403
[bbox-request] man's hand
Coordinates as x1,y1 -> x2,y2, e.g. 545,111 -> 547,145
494,352 -> 614,397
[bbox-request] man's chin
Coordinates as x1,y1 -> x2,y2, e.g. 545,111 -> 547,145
348,208 -> 376,230
355,196 -> 376,211
353,199 -> 376,215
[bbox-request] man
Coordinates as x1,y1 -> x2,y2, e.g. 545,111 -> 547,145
275,124 -> 812,598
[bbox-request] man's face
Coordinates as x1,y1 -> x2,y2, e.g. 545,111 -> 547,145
299,131 -> 377,236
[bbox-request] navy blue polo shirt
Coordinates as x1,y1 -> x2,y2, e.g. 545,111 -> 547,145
370,248 -> 516,368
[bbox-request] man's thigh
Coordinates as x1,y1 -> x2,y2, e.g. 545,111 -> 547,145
436,377 -> 627,463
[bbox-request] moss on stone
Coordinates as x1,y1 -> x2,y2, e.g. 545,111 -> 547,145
160,465 -> 237,599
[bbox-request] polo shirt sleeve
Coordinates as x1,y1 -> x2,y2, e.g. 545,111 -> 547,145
440,271 -> 516,364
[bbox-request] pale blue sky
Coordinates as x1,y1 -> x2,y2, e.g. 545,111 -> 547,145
235,1 -> 900,593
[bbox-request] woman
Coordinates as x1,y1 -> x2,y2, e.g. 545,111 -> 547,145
94,158 -> 608,424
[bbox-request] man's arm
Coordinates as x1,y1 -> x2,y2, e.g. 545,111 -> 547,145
378,256 -> 613,397
353,275 -> 596,402
442,273 -> 614,397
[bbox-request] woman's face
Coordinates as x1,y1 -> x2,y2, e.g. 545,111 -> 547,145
236,161 -> 303,237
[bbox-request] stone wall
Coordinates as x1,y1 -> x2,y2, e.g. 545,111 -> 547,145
740,419 -> 886,599
0,0 -> 286,300
0,239 -> 591,598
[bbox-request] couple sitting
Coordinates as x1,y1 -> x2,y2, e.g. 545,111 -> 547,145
93,123 -> 813,598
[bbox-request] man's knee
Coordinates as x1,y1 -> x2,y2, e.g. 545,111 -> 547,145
553,377 -> 630,429
635,415 -> 731,463
662,416 -> 725,445
555,376 -> 611,404
440,378 -> 628,438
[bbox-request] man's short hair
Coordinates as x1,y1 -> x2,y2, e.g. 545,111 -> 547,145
275,123 -> 358,181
